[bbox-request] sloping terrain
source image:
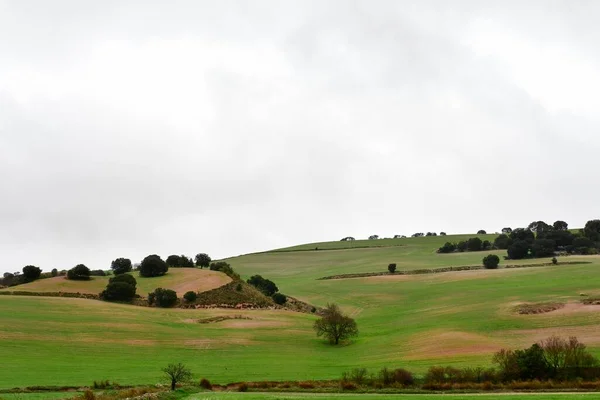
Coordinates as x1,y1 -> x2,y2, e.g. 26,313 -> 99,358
1,234 -> 600,389
0,268 -> 231,296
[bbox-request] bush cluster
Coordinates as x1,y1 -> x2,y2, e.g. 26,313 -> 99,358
149,287 -> 178,307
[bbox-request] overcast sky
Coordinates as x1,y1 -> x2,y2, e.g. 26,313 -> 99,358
1,1 -> 600,273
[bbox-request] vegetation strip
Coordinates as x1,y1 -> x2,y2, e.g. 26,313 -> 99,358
317,261 -> 591,280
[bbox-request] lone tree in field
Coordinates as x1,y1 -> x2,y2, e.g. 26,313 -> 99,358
483,254 -> 500,269
139,254 -> 168,277
194,253 -> 212,268
387,263 -> 397,273
314,303 -> 358,345
162,363 -> 192,391
111,258 -> 132,275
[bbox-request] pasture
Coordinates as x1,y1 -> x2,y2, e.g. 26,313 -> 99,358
1,234 -> 600,389
0,268 -> 231,296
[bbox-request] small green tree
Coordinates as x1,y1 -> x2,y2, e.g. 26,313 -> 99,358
162,363 -> 192,390
51,268 -> 58,277
314,303 -> 358,345
387,263 -> 397,273
482,254 -> 500,269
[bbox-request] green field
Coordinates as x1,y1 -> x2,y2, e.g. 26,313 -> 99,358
183,394 -> 600,400
2,234 -> 600,389
0,394 -> 77,399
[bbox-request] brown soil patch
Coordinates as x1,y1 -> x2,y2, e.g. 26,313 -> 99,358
502,325 -> 600,347
404,331 -> 500,360
171,271 -> 231,296
553,303 -> 600,314
515,302 -> 565,315
220,319 -> 290,329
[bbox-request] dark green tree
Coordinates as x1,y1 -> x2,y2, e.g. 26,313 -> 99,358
139,255 -> 168,277
507,240 -> 530,260
51,268 -> 58,277
22,265 -> 42,282
387,263 -> 397,273
483,254 -> 500,269
531,239 -> 556,258
553,220 -> 569,231
67,264 -> 91,280
510,228 -> 535,243
494,234 -> 512,250
247,275 -> 279,296
583,219 -> 600,241
501,227 -> 513,234
477,230 -> 487,235
183,291 -> 197,302
149,288 -> 178,307
272,293 -> 287,305
467,237 -> 483,251
102,280 -> 137,302
109,274 -> 137,286
194,253 -> 212,268
111,258 -> 132,275
438,242 -> 456,253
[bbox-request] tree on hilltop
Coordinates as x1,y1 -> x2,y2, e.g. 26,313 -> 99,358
553,220 -> 568,231
139,255 -> 168,277
111,258 -> 132,275
22,265 -> 41,282
194,253 -> 212,268
67,264 -> 91,280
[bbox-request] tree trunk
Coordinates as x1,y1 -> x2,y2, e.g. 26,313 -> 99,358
171,379 -> 176,391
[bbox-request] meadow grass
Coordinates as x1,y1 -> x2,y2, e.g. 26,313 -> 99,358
2,234 -> 600,389
0,393 -> 77,399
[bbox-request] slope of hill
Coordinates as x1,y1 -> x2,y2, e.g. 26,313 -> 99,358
0,268 -> 231,296
2,234 -> 600,389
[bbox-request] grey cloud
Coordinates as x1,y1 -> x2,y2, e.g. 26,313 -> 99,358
1,1 -> 600,273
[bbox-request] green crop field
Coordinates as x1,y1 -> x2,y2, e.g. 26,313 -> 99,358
1,234 -> 600,390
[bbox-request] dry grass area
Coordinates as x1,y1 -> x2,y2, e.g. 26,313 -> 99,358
0,268 -> 231,296
514,302 -> 566,315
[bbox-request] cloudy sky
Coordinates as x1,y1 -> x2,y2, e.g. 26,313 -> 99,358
1,1 -> 599,273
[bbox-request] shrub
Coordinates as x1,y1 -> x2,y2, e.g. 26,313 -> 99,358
89,269 -> 106,276
494,234 -> 512,250
111,258 -> 132,275
102,281 -> 137,302
51,268 -> 58,277
209,261 -> 240,279
235,283 -> 243,291
438,242 -> 456,253
149,288 -> 178,307
552,257 -> 558,265
507,240 -> 530,260
393,368 -> 414,385
183,291 -> 197,302
199,378 -> 212,390
340,381 -> 357,390
272,292 -> 287,305
467,237 -> 483,251
67,264 -> 91,280
109,274 -> 137,286
344,367 -> 368,385
531,239 -> 556,258
482,254 -> 500,269
387,263 -> 397,273
247,275 -> 279,296
238,383 -> 248,392
139,255 -> 168,277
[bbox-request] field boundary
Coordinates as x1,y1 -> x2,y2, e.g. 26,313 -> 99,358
317,261 -> 592,280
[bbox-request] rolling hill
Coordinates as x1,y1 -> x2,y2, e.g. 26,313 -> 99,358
1,233 -> 600,390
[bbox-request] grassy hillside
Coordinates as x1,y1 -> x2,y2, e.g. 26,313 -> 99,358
1,234 -> 600,389
0,268 -> 231,296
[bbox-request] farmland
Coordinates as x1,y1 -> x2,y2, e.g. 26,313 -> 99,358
1,234 -> 600,391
